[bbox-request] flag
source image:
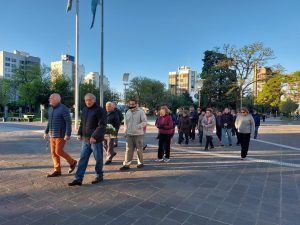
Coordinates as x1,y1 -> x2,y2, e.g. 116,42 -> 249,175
90,0 -> 100,29
66,0 -> 73,12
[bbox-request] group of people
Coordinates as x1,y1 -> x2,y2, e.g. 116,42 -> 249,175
44,92 -> 261,186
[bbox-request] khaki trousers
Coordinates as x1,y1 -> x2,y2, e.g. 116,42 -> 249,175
123,135 -> 144,166
50,138 -> 76,172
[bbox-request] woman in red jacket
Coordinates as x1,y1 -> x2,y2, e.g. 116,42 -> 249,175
155,106 -> 174,162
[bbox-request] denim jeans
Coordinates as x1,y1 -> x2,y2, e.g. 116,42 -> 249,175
75,141 -> 103,182
221,128 -> 232,145
254,126 -> 259,139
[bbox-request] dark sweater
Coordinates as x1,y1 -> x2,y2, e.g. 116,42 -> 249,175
107,110 -> 120,130
221,113 -> 234,129
178,116 -> 192,133
45,103 -> 72,138
78,103 -> 107,142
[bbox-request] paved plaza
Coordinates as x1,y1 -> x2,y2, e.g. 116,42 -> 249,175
0,121 -> 300,225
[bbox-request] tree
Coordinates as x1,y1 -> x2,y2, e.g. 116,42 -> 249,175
126,77 -> 166,112
200,50 -> 238,110
0,79 -> 11,108
279,98 -> 298,117
11,64 -> 51,112
256,75 -> 283,112
51,74 -> 73,108
222,42 -> 274,108
104,89 -> 121,104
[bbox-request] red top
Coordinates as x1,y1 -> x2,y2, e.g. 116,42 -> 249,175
155,115 -> 174,134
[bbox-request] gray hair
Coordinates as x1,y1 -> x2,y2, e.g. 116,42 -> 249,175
106,101 -> 112,106
84,93 -> 96,101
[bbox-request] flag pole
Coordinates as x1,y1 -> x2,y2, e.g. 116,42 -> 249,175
75,0 -> 79,130
99,0 -> 104,107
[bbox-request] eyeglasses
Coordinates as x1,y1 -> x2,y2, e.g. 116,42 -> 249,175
241,111 -> 246,114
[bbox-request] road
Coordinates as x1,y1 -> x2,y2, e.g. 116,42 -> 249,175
0,121 -> 300,225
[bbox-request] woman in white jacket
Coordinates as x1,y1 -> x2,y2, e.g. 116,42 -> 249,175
235,107 -> 255,159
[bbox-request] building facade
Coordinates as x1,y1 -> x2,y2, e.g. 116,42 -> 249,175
84,72 -> 109,91
168,66 -> 198,99
253,67 -> 273,98
50,54 -> 85,83
0,50 -> 40,79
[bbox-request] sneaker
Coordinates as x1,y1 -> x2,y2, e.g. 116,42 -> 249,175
155,158 -> 164,162
91,177 -> 103,184
137,164 -> 144,168
164,158 -> 170,163
68,160 -> 77,174
68,180 -> 82,186
47,171 -> 61,178
119,165 -> 130,171
143,144 -> 148,150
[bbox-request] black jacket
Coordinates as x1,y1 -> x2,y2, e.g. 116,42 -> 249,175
114,108 -> 124,126
252,113 -> 261,127
107,110 -> 120,130
78,103 -> 107,142
221,113 -> 234,129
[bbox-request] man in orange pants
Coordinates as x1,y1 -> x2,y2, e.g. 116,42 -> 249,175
44,93 -> 77,177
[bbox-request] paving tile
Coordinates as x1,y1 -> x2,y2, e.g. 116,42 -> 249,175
132,215 -> 160,225
167,209 -> 190,223
186,214 -> 209,225
147,205 -> 172,220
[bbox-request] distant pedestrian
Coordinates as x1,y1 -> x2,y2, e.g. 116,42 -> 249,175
68,93 -> 107,186
262,114 -> 266,122
215,111 -> 222,144
119,99 -> 147,170
104,102 -> 119,165
155,106 -> 174,162
189,106 -> 198,141
44,93 -> 77,178
177,110 -> 191,145
112,102 -> 123,147
252,110 -> 261,139
235,107 -> 255,160
197,110 -> 206,145
221,108 -> 233,146
202,108 -> 216,151
231,110 -> 237,136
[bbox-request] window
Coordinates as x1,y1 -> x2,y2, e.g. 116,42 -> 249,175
5,57 -> 10,61
20,60 -> 24,64
11,58 -> 17,63
5,68 -> 10,72
5,74 -> 11,78
5,63 -> 10,67
11,64 -> 16,68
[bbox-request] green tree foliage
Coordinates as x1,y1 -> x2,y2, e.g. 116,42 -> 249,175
11,64 -> 51,112
257,75 -> 283,111
200,50 -> 238,110
279,98 -> 298,116
104,89 -> 121,104
223,42 -> 274,108
0,79 -> 11,107
126,77 -> 166,111
51,74 -> 73,108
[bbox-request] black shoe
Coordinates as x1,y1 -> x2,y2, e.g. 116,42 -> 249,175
68,160 -> 77,174
91,177 -> 103,184
229,144 -> 232,147
143,144 -> 148,151
105,160 -> 112,165
112,152 -> 117,158
47,171 -> 61,178
68,180 -> 82,186
137,164 -> 144,168
221,144 -> 224,147
204,148 -> 208,151
119,165 -> 130,171
210,146 -> 214,149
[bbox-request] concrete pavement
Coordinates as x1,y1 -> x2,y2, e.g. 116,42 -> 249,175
0,122 -> 300,225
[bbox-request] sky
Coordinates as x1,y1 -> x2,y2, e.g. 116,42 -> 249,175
1,0 -> 300,92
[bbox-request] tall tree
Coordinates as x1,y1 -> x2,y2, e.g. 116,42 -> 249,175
223,42 -> 274,108
200,50 -> 238,110
51,74 -> 73,108
0,79 -> 11,107
279,98 -> 298,117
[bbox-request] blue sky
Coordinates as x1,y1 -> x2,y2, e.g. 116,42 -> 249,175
1,0 -> 300,92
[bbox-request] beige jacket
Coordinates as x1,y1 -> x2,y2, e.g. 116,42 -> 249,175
124,108 -> 147,136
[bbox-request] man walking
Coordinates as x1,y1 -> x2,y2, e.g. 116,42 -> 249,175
120,99 -> 147,170
252,110 -> 261,139
104,102 -> 119,165
197,110 -> 206,145
68,93 -> 107,186
112,102 -> 123,147
221,108 -> 233,146
44,93 -> 77,177
189,106 -> 198,141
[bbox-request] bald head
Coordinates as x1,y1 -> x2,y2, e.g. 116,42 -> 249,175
49,93 -> 61,107
106,101 -> 113,112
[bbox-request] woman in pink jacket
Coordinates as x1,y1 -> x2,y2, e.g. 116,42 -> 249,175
155,106 -> 174,162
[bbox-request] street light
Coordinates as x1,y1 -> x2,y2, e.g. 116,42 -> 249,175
123,73 -> 129,103
197,79 -> 204,108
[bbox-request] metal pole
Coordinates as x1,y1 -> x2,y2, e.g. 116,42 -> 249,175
75,0 -> 79,130
99,0 -> 104,107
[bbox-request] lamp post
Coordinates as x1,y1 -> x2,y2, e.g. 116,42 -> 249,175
123,73 -> 129,104
99,0 -> 104,107
74,0 -> 79,130
197,79 -> 204,108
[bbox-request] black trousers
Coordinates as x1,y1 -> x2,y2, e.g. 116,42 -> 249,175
240,133 -> 251,158
205,136 -> 214,149
236,131 -> 241,144
178,131 -> 189,144
189,123 -> 196,140
216,127 -> 222,141
158,133 -> 172,159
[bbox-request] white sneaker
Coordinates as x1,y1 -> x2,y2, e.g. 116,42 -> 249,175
155,158 -> 164,162
164,158 -> 170,163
